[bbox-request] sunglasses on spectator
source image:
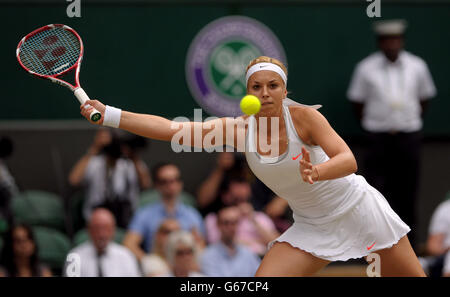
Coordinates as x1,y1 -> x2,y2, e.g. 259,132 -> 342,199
157,177 -> 181,185
176,248 -> 194,256
159,227 -> 179,234
219,219 -> 239,226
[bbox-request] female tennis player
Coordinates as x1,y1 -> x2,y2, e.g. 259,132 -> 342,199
80,56 -> 426,277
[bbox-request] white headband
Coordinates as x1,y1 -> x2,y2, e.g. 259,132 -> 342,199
245,62 -> 287,86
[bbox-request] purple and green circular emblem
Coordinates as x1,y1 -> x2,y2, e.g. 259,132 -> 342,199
186,16 -> 286,117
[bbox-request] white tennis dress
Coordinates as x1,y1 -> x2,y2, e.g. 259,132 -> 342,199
244,99 -> 410,261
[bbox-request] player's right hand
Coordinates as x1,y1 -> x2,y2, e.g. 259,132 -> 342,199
80,99 -> 105,125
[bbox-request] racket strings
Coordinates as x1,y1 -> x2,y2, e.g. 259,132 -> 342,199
19,27 -> 81,76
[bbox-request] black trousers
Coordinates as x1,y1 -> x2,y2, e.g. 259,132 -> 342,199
363,130 -> 423,248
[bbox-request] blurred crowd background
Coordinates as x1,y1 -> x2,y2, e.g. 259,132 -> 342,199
0,0 -> 449,277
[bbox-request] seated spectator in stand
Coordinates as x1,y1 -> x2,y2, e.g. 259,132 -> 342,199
422,193 -> 450,277
0,136 -> 19,226
205,177 -> 279,256
65,208 -> 141,277
141,218 -> 181,277
165,230 -> 204,277
68,128 -> 144,228
197,152 -> 292,232
201,206 -> 260,277
0,224 -> 52,277
123,163 -> 205,262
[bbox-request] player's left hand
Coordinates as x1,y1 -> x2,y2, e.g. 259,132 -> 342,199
299,146 -> 318,184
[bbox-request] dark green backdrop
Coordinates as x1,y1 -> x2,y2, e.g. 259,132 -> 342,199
2,1 -> 449,136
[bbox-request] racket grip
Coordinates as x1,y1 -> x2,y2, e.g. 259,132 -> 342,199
74,88 -> 102,122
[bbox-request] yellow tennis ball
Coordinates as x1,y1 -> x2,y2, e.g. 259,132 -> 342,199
240,95 -> 261,115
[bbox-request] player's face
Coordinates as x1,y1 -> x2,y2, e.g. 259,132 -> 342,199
247,70 -> 287,117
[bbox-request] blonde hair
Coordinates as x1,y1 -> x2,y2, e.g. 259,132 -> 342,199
165,230 -> 200,266
245,56 -> 288,78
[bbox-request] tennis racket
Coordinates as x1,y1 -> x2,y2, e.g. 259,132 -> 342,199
16,24 -> 101,122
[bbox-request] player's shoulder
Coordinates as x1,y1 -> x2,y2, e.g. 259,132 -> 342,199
289,104 -> 323,124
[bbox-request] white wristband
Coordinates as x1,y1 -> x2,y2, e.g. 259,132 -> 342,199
103,105 -> 122,128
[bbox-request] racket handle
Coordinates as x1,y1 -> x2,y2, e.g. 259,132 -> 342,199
74,88 -> 102,122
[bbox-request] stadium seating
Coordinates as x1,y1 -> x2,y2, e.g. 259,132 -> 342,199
33,226 -> 71,272
12,190 -> 66,231
69,190 -> 86,234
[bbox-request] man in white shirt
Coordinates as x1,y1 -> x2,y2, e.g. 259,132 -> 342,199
64,208 -> 141,277
68,128 -> 141,228
347,19 -> 437,247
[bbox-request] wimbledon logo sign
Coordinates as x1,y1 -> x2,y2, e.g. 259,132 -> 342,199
185,16 -> 286,117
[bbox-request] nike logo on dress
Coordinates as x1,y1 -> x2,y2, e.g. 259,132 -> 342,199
367,242 -> 376,251
292,153 -> 302,160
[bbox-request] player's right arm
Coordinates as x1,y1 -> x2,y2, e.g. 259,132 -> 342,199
80,100 -> 248,150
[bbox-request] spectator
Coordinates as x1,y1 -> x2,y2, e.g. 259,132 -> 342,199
420,193 -> 450,277
196,152 -> 238,214
205,177 -> 279,256
123,162 -> 205,262
0,136 -> 19,226
165,230 -> 204,277
0,224 -> 52,277
119,132 -> 152,190
197,152 -> 291,232
141,218 -> 181,277
347,19 -> 436,247
64,208 -> 141,277
201,206 -> 260,277
68,128 -> 142,228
